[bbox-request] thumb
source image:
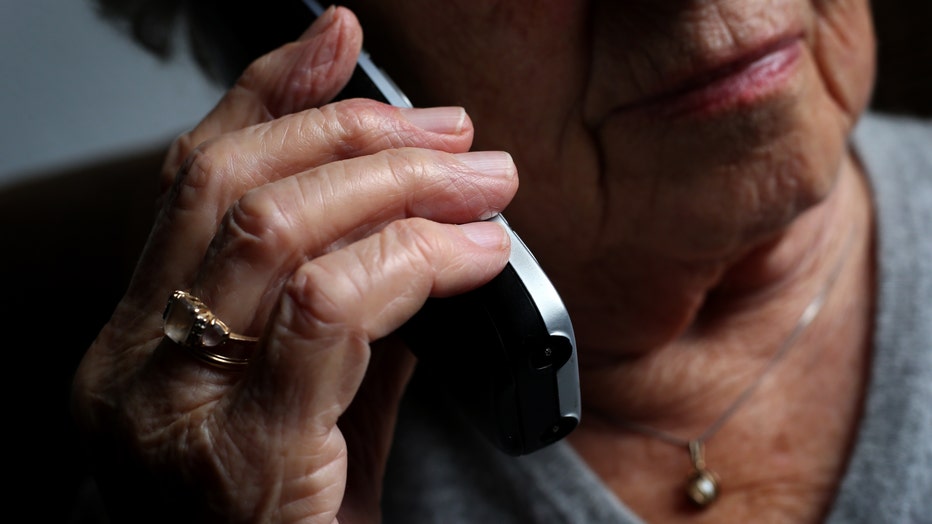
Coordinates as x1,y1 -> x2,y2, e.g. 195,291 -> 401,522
161,6 -> 363,188
241,5 -> 363,118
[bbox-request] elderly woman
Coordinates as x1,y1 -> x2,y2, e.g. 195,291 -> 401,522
70,0 -> 931,522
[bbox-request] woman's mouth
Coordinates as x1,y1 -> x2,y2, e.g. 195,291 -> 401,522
621,36 -> 804,119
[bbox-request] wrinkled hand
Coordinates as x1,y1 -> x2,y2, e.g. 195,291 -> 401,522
72,7 -> 516,523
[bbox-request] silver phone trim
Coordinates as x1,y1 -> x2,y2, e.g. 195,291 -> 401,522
490,214 -> 580,418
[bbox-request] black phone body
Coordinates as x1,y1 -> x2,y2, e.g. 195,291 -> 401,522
303,0 -> 580,455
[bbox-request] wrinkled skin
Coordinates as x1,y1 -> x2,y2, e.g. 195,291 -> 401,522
74,10 -> 515,523
347,0 -> 875,352
73,1 -> 877,523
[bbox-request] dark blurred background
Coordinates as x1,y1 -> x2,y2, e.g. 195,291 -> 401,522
0,1 -> 929,522
871,1 -> 932,116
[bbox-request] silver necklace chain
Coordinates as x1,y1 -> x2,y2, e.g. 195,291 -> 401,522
619,275 -> 831,447
617,231 -> 857,506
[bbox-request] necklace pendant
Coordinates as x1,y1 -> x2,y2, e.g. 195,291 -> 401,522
685,440 -> 719,507
685,467 -> 720,506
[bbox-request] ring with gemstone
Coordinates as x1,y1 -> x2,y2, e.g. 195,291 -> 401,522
162,290 -> 259,369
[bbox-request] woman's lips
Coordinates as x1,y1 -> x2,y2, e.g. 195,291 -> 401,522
620,36 -> 804,118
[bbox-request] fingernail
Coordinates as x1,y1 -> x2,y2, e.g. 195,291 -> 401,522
400,107 -> 467,134
456,151 -> 515,177
458,221 -> 508,249
299,5 -> 338,41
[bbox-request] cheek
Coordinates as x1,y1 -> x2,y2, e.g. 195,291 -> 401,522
811,0 -> 876,122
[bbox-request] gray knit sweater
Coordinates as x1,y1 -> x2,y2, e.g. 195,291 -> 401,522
382,113 -> 932,523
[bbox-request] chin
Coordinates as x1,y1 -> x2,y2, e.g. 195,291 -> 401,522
592,44 -> 854,263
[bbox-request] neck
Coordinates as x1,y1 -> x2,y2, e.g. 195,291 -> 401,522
573,151 -> 872,439
566,153 -> 875,522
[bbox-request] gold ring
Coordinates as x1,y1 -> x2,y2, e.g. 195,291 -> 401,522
162,290 -> 259,369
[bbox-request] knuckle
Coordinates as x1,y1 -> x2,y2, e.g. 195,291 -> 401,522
162,132 -> 198,186
374,148 -> 421,186
176,146 -> 215,191
370,149 -> 491,218
224,185 -> 299,257
173,141 -> 228,199
381,218 -> 443,272
289,107 -> 339,154
278,219 -> 456,342
285,261 -> 364,330
236,47 -> 323,119
169,138 -> 243,213
373,147 -> 451,194
324,100 -> 408,154
237,52 -> 274,93
237,41 -> 310,94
